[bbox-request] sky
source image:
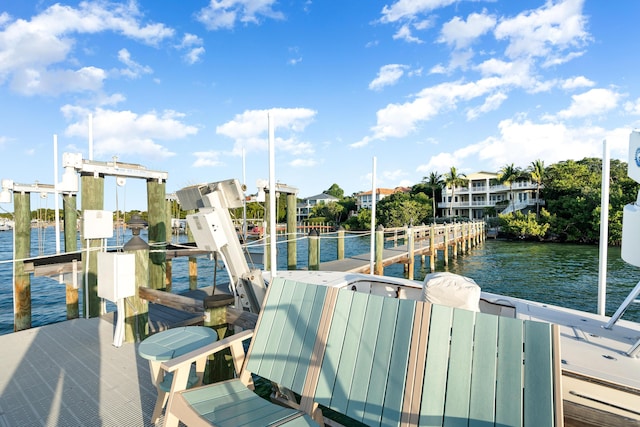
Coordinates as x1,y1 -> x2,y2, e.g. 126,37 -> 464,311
1,0 -> 639,212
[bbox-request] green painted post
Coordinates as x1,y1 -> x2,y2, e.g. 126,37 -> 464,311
81,173 -> 104,318
265,192 -> 272,271
165,198 -> 173,292
13,192 -> 31,331
308,229 -> 320,270
124,247 -> 149,342
203,294 -> 236,383
147,179 -> 166,290
63,193 -> 79,320
287,193 -> 297,270
375,225 -> 384,275
337,226 -> 345,260
186,209 -> 198,290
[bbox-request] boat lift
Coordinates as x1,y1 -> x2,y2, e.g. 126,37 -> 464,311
176,179 -> 267,314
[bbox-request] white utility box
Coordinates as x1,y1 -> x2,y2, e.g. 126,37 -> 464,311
97,252 -> 136,302
83,210 -> 114,239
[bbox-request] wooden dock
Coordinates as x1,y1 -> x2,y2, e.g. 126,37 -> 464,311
318,221 -> 485,275
0,316 -> 161,426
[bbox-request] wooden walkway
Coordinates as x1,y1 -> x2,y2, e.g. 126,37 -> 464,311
319,222 -> 485,274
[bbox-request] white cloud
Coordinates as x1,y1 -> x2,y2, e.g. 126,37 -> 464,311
290,158 -> 317,167
467,92 -> 508,120
11,66 -> 107,96
555,88 -> 621,119
392,24 -> 423,44
116,49 -> 152,78
417,119 -> 630,175
184,47 -> 205,65
177,33 -> 205,64
369,64 -> 408,91
193,151 -> 224,167
61,105 -> 198,159
438,11 -> 496,50
197,0 -> 284,30
216,107 -> 317,155
0,2 -> 173,96
494,0 -> 589,61
380,0 -> 456,24
562,76 -> 595,90
354,77 -> 512,147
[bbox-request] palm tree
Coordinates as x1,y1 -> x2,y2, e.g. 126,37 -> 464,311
528,159 -> 545,219
423,172 -> 444,223
498,163 -> 522,213
443,166 -> 467,218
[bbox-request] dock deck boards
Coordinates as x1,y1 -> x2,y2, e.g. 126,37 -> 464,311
0,317 -> 163,427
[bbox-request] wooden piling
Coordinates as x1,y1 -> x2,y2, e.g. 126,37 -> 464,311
375,225 -> 384,276
308,229 -> 320,271
337,227 -> 345,260
429,224 -> 436,272
443,225 -> 449,266
287,193 -> 297,270
81,173 -> 104,318
452,224 -> 458,259
407,226 -> 415,280
165,198 -> 173,292
13,192 -> 31,331
187,209 -> 197,290
147,179 -> 167,290
125,247 -> 149,343
63,193 -> 79,320
203,294 -> 236,382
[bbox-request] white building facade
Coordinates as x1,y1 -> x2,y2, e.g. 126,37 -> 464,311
438,171 -> 544,219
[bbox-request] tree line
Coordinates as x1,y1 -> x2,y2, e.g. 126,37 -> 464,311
304,158 -> 639,245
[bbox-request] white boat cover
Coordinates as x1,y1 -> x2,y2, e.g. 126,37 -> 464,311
421,272 -> 481,312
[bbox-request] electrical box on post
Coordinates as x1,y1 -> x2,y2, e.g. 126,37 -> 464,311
83,210 -> 114,239
97,252 -> 136,302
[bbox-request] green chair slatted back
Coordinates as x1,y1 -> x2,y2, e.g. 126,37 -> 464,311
314,290 -> 417,426
418,304 -> 560,427
245,277 -> 331,395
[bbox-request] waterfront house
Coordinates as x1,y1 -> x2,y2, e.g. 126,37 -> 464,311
297,192 -> 339,222
439,171 -> 544,219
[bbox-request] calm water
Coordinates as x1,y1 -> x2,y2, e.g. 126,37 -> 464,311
1,229 -> 640,335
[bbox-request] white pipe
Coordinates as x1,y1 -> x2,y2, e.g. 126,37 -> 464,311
268,114 -> 277,278
88,113 -> 93,160
242,147 -> 247,240
369,156 -> 377,275
597,139 -> 610,316
53,135 -> 61,255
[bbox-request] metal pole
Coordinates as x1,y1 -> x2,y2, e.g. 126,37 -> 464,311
369,157 -> 377,275
268,114 -> 277,278
598,139 -> 610,316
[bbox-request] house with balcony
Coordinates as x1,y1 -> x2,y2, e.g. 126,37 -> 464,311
438,171 -> 544,219
297,193 -> 339,222
355,187 -> 410,210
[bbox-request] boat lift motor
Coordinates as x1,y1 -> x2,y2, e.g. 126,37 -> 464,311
176,179 -> 266,314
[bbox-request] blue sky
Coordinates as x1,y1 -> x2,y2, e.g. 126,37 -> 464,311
1,0 -> 639,212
